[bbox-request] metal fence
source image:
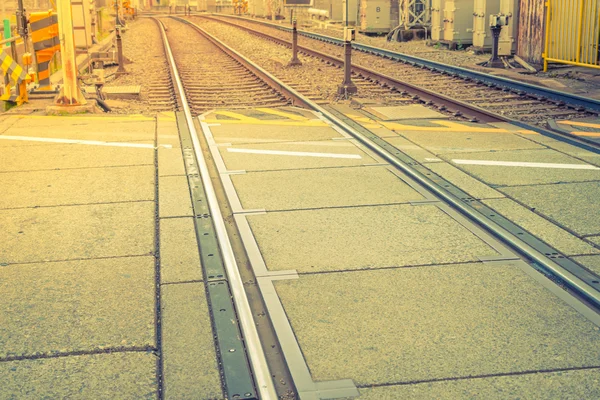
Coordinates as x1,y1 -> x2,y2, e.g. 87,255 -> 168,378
543,0 -> 600,71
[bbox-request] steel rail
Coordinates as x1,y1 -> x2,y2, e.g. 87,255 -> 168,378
155,18 -> 278,399
185,16 -> 600,310
204,14 -> 600,154
213,13 -> 600,113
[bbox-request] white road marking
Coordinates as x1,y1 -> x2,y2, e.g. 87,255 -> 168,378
452,159 -> 599,170
226,147 -> 362,159
424,157 -> 443,162
0,135 -> 171,149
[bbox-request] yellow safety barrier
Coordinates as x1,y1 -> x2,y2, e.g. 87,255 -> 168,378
30,11 -> 60,90
0,50 -> 30,104
543,0 -> 600,71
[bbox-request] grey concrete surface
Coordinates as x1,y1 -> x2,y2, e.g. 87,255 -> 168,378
158,147 -> 186,177
274,263 -> 600,386
0,353 -> 157,399
218,141 -> 377,171
247,204 -> 498,272
231,166 -> 424,210
482,198 -> 599,256
424,162 -> 505,200
572,255 -> 600,276
589,236 -> 600,247
534,140 -> 600,168
159,176 -> 194,218
0,166 -> 155,209
0,257 -> 155,358
397,130 -> 544,154
367,105 -> 447,120
0,144 -> 154,172
157,115 -> 182,148
383,136 -> 440,163
4,118 -> 156,143
208,124 -> 340,144
357,368 -> 600,399
443,149 -> 600,186
502,182 -> 600,236
0,202 -> 155,264
160,218 -> 203,284
161,283 -> 223,399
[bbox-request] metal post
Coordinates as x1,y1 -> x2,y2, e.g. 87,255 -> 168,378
338,0 -> 357,95
288,19 -> 302,66
487,25 -> 503,68
54,0 -> 87,105
116,26 -> 127,75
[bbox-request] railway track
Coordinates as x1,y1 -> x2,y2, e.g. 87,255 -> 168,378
200,15 -> 600,147
155,14 -> 600,400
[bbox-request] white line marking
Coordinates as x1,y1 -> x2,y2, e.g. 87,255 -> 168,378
424,157 -> 443,162
452,159 -> 599,170
226,147 -> 362,159
0,135 -> 171,149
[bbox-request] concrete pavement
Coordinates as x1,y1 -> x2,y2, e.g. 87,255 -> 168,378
0,113 -> 222,398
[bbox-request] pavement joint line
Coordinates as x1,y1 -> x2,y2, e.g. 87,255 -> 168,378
293,260 -> 488,276
153,115 -> 164,400
160,279 -> 205,286
496,179 -> 600,189
225,147 -> 363,159
409,199 -> 442,206
452,159 -> 600,170
354,365 -> 600,389
245,201 -> 436,214
0,164 -> 155,174
0,253 -> 155,267
0,199 -> 155,211
0,135 -> 172,149
0,346 -> 158,363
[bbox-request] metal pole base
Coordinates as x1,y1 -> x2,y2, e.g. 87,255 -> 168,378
287,58 -> 302,67
485,26 -> 504,68
337,83 -> 358,96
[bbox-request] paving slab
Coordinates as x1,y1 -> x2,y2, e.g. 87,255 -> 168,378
444,149 -> 600,186
208,124 -> 340,144
383,136 -> 440,162
395,130 -> 544,154
502,182 -> 600,236
572,255 -> 600,276
158,147 -> 186,176
0,202 -> 155,264
0,166 -> 155,209
366,104 -> 447,120
160,218 -> 203,284
219,141 -> 378,172
274,264 -> 600,385
589,236 -> 600,247
424,162 -> 505,200
3,119 -> 156,144
247,205 -> 498,272
0,256 -> 155,358
161,282 -> 223,399
0,352 -> 157,399
159,175 -> 193,218
357,368 -> 600,399
231,166 -> 424,210
482,198 -> 599,256
533,140 -> 600,168
0,144 -> 154,172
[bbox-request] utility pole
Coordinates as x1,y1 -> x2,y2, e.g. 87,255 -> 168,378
53,0 -> 87,106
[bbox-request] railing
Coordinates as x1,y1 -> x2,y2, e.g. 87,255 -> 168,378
543,0 -> 600,71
